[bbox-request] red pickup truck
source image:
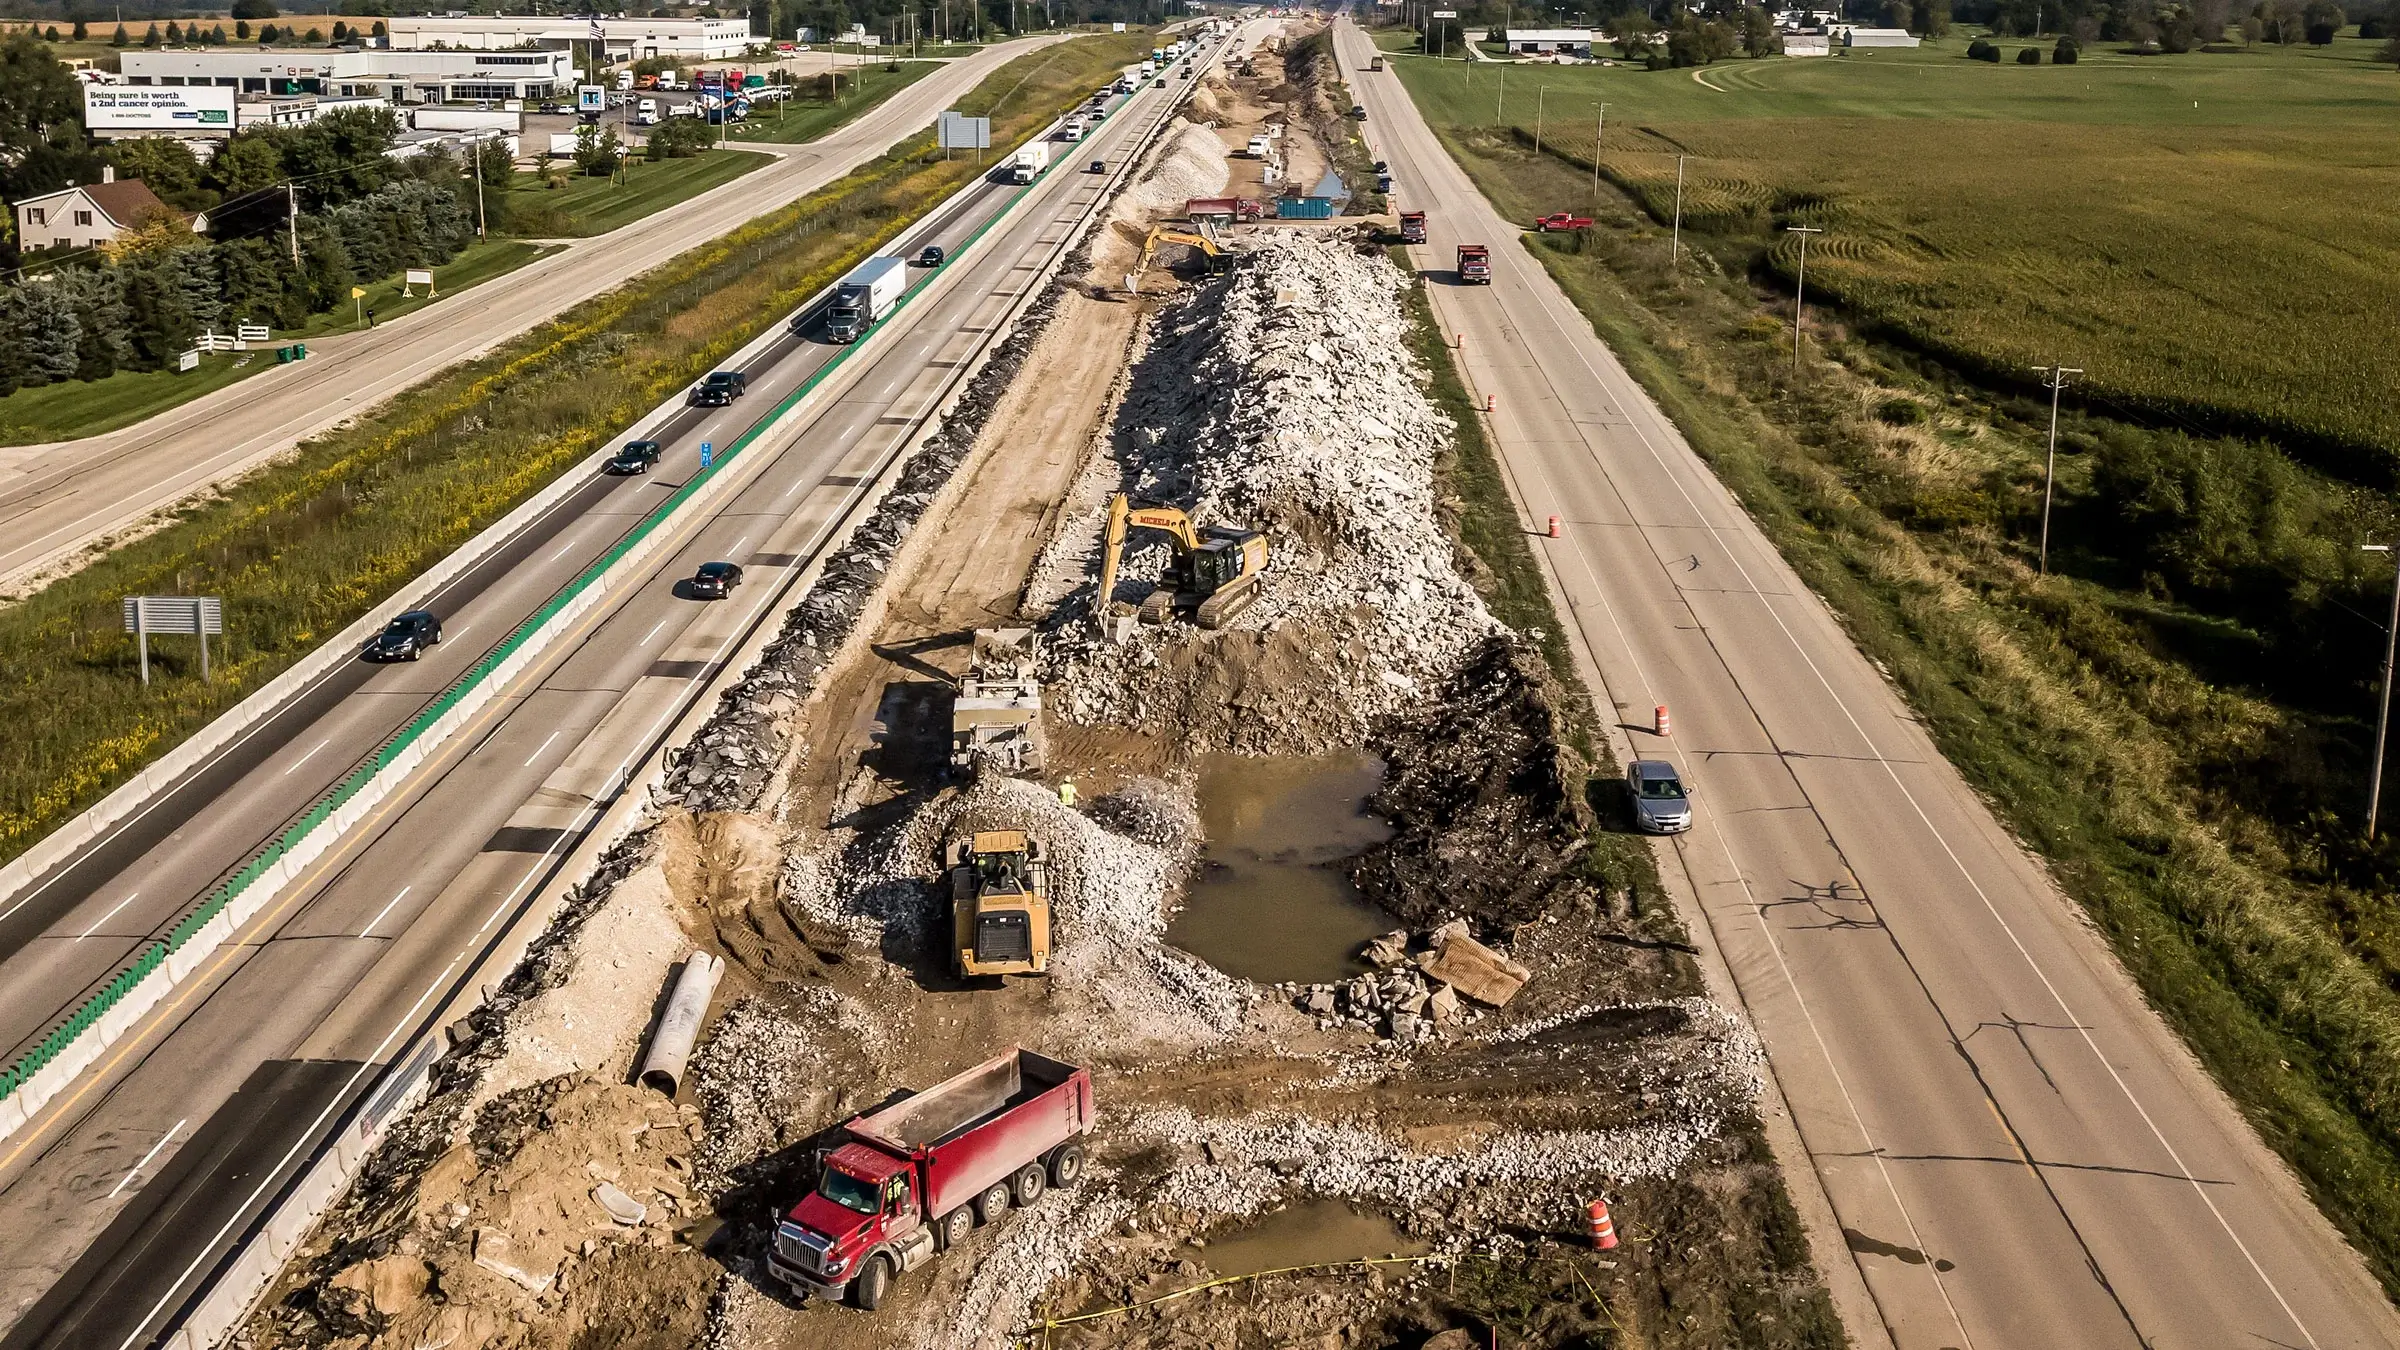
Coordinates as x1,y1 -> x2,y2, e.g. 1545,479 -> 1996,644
1457,243 -> 1492,284
1533,212 -> 1594,232
768,1049 -> 1094,1309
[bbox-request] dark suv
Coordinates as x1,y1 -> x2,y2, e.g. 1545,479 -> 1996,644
689,371 -> 747,406
362,610 -> 442,662
606,440 -> 662,474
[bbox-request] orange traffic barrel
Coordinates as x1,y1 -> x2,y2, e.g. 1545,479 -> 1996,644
1654,704 -> 1671,737
1586,1198 -> 1618,1249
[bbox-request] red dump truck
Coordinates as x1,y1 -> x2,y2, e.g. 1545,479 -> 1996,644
767,1048 -> 1095,1309
1457,243 -> 1492,284
1399,211 -> 1427,244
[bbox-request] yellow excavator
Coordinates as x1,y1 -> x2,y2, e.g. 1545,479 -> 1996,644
1136,222 -> 1225,276
1094,494 -> 1269,635
948,830 -> 1050,978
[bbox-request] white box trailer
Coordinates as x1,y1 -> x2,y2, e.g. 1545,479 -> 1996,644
1008,141 -> 1049,184
411,107 -> 520,133
823,255 -> 907,343
548,132 -> 581,156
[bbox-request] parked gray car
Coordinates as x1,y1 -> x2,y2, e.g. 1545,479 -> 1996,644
1627,759 -> 1692,834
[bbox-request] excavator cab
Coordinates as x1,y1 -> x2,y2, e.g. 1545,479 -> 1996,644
947,831 -> 1051,978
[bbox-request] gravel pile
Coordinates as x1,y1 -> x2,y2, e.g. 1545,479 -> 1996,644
1038,234 -> 1499,755
1109,120 -> 1232,228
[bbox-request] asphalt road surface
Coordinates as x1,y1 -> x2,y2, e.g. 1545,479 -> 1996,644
1332,18 -> 2400,1350
0,52 -> 1209,1348
0,36 -> 1058,597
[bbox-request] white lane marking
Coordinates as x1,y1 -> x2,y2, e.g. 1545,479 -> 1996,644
639,618 -> 669,647
105,1118 -> 186,1199
448,625 -> 470,642
360,886 -> 411,939
282,738 -> 330,776
726,534 -> 750,558
1462,97 -> 2322,1346
76,892 -> 140,941
523,729 -> 563,767
550,541 -> 577,561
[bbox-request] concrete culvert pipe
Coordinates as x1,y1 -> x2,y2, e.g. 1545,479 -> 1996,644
638,950 -> 724,1095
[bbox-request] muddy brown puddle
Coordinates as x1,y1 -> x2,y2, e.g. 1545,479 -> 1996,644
1165,751 -> 1396,985
1195,1199 -> 1428,1277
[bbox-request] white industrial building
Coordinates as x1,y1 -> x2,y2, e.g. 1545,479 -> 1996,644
383,15 -> 754,61
117,47 -> 575,103
1501,27 -> 1595,53
1837,24 -> 1923,44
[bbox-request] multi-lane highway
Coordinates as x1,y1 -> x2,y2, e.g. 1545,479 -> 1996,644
1333,18 -> 2400,1350
0,48 -> 1209,1347
0,37 -> 1059,597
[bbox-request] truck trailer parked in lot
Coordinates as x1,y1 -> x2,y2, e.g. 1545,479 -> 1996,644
821,256 -> 908,343
1007,141 -> 1049,184
768,1049 -> 1094,1309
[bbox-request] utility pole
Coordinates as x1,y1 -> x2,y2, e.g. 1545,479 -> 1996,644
1786,223 -> 1821,372
1669,153 -> 1685,266
1495,54 -> 1504,122
2368,543 -> 2400,840
2031,363 -> 2081,575
1593,102 -> 1605,194
474,138 -> 487,238
287,182 -> 299,264
1534,84 -> 1545,157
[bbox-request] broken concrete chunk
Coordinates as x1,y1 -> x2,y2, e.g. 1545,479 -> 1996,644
1415,933 -> 1529,1008
472,1229 -> 555,1295
592,1181 -> 648,1226
328,1254 -> 432,1316
1428,919 -> 1472,949
1360,929 -> 1409,967
1302,988 -> 1336,1016
1428,982 -> 1462,1024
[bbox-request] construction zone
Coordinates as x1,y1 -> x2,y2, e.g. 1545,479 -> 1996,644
228,20 -> 1841,1350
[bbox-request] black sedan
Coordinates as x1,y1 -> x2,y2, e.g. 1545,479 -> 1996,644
362,609 -> 442,662
916,245 -> 946,268
606,440 -> 662,474
690,561 -> 743,599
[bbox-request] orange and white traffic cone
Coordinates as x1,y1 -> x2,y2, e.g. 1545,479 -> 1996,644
1654,704 -> 1671,737
1586,1198 -> 1619,1250
1484,393 -> 1496,413
1547,515 -> 1561,538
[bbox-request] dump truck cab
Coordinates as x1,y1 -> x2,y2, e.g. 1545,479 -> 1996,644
948,831 -> 1051,978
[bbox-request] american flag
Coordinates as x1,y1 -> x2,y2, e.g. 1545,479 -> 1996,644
590,18 -> 605,44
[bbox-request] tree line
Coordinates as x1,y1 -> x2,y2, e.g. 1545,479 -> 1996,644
1,34 -> 509,398
1410,0 -> 2393,48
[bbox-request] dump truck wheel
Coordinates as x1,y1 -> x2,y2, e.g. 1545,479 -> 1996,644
977,1182 -> 1012,1224
939,1207 -> 975,1250
1013,1163 -> 1047,1207
853,1256 -> 892,1310
1048,1143 -> 1086,1190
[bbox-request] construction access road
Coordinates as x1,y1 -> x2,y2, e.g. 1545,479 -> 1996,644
1332,18 -> 2400,1350
0,64 -> 1192,1350
0,37 -> 1057,600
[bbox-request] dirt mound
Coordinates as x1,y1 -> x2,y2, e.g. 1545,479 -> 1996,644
1356,637 -> 1606,934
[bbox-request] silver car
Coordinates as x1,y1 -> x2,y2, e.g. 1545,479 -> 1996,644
1627,759 -> 1692,834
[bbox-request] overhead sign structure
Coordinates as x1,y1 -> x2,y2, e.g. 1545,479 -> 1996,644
122,595 -> 223,684
83,84 -> 235,131
577,83 -> 606,114
937,110 -> 990,151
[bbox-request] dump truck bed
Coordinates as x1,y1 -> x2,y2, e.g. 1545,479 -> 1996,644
848,1049 -> 1091,1221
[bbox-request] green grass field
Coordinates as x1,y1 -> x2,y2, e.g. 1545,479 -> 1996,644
1392,37 -> 2400,474
504,150 -> 769,237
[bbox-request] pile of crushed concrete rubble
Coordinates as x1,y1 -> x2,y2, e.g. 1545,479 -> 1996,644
1033,234 -> 1497,755
1277,919 -> 1529,1043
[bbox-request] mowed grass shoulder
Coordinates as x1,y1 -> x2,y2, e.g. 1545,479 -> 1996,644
1391,39 -> 2400,472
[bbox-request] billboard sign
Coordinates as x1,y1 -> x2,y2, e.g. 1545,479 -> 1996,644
938,110 -> 990,150
83,84 -> 235,131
